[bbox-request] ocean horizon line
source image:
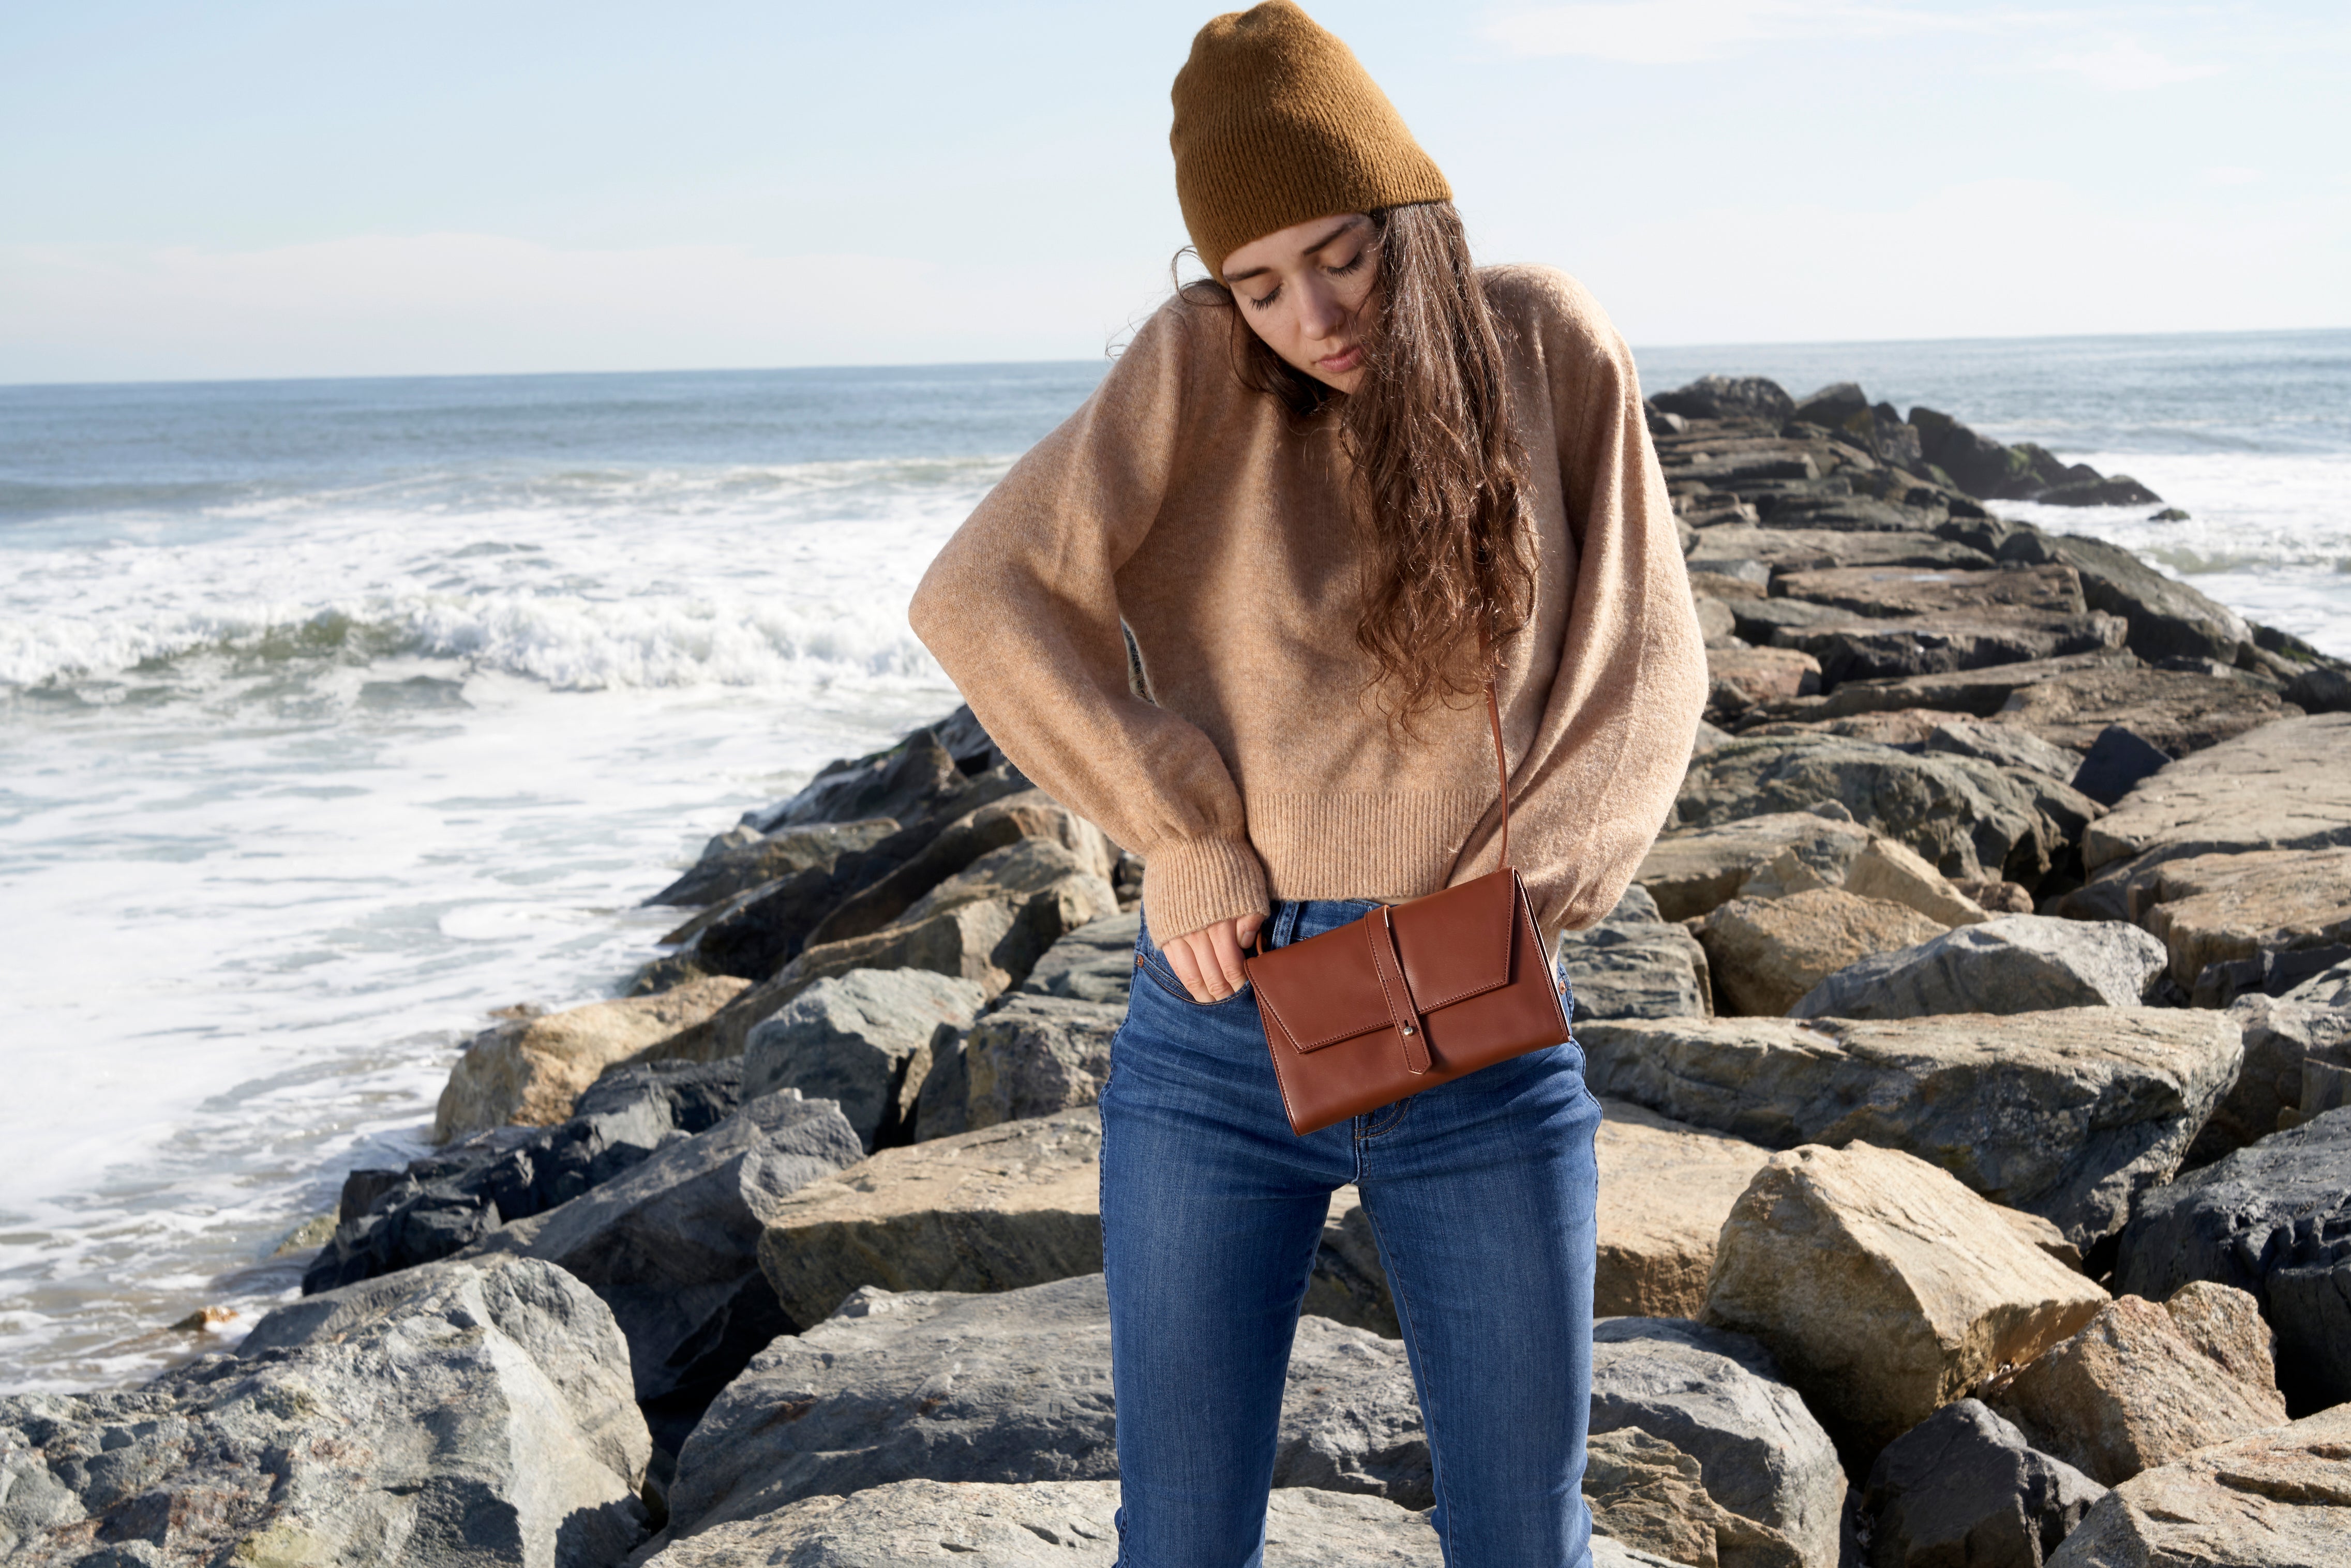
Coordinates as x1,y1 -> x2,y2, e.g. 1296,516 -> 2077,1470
5,321 -> 2348,397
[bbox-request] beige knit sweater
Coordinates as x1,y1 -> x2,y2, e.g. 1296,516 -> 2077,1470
909,264 -> 1707,945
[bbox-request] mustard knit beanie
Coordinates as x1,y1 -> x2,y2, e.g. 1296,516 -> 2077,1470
1171,1 -> 1451,278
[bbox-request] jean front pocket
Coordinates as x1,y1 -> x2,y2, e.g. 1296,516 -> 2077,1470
1134,910 -> 1254,1009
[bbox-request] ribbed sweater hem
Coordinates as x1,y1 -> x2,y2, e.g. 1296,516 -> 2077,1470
1140,834 -> 1271,943
1250,790 -> 1493,904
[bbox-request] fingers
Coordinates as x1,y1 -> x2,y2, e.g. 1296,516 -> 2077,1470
1161,931 -> 1216,1004
1206,919 -> 1249,998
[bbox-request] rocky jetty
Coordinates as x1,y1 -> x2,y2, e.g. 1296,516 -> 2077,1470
10,375 -> 2349,1567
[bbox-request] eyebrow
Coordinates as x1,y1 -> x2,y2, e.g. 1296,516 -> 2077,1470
1220,217 -> 1367,284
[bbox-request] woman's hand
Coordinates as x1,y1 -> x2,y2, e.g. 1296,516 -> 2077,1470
1161,912 -> 1267,1003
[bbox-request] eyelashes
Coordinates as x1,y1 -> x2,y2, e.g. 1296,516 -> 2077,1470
1246,250 -> 1369,312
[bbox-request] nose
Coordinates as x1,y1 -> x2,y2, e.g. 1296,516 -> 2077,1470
1296,276 -> 1348,342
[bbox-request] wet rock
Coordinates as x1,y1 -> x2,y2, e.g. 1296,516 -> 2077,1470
744,730 -> 969,834
1982,1285 -> 2288,1486
1594,1101 -> 1774,1318
2126,847 -> 2351,990
2113,1107 -> 2351,1413
1910,406 -> 2040,500
1698,889 -> 1950,1016
432,975 -> 751,1141
1674,736 -> 2064,885
2283,664 -> 2351,714
1581,1009 -> 2240,1246
1556,885 -> 1715,1021
462,1089 -> 864,1451
2044,1401 -> 2350,1567
647,818 -> 899,909
308,1059 -> 746,1294
690,839 -> 1119,1063
754,1108 -> 1104,1329
801,790 -> 1115,951
2036,474 -> 2163,507
1994,530 -> 2246,664
1862,1399 -> 2105,1568
1789,915 -> 2168,1020
0,1258 -> 650,1567
743,969 -> 990,1151
1702,1142 -> 2110,1453
1017,910 -> 1138,1006
2079,713 -> 2351,883
1655,375 -> 1798,424
1591,1317 -> 1846,1568
959,993 -> 1122,1132
2069,725 -> 2173,808
658,1273 -> 1432,1545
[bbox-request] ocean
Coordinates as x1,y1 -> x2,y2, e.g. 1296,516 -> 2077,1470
2,327 -> 2345,1392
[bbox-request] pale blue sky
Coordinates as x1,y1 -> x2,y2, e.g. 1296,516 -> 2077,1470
3,1 -> 2344,382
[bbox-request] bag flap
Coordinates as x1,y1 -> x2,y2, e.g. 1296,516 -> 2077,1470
1386,869 -> 1519,1011
1247,917 -> 1391,1053
1244,870 -> 1522,1054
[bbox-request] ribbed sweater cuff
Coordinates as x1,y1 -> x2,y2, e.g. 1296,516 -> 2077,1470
1141,836 -> 1270,944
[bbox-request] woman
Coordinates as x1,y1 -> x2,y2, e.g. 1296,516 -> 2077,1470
909,4 -> 1706,1562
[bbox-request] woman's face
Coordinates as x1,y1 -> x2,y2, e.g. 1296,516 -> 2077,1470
1220,212 -> 1378,394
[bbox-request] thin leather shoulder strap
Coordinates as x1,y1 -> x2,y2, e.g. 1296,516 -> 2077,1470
1484,680 -> 1510,870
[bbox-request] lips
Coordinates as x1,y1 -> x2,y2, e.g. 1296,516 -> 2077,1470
1317,344 -> 1364,375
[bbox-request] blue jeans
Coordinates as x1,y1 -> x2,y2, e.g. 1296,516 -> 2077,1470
1101,897 -> 1601,1568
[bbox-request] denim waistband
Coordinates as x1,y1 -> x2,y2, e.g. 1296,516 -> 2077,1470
1137,896 -> 1383,960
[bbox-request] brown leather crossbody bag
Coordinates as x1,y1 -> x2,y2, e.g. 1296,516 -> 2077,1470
1242,683 -> 1572,1136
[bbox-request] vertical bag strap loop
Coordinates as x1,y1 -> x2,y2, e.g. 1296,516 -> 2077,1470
1477,609 -> 1511,871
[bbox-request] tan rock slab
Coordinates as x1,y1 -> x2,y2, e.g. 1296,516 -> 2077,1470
431,974 -> 749,1141
755,1107 -> 1103,1329
1774,563 -> 2089,620
1984,1284 -> 2289,1486
2129,846 -> 2351,987
1594,1098 -> 1776,1319
1698,888 -> 1950,1016
1638,812 -> 1872,922
2082,713 -> 2351,877
1711,645 -> 1822,711
1805,651 -> 2135,722
1686,525 -> 1994,574
1991,665 -> 2298,759
2045,1403 -> 2351,1568
1583,1426 -> 1805,1568
1702,1141 -> 2110,1451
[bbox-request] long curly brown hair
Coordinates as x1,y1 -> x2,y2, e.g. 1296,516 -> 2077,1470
1181,202 -> 1535,721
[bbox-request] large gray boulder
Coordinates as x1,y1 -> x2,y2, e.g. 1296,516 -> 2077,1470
1555,884 -> 1714,1022
0,1259 -> 649,1566
1017,910 -> 1138,1006
1581,1009 -> 2242,1245
1590,1318 -> 1846,1568
1863,1399 -> 2106,1568
959,993 -> 1124,1132
2114,1107 -> 2351,1413
636,1480 -> 1450,1567
1674,736 -> 2067,884
1790,915 -> 2168,1019
461,1089 -> 863,1452
2189,995 -> 2351,1160
743,968 -> 990,1150
1997,529 -> 2251,665
647,817 -> 899,909
2045,1401 -> 2351,1567
744,730 -> 968,834
657,1274 -> 1430,1548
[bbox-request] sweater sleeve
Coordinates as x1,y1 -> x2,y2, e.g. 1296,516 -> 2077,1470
907,300 -> 1269,942
1483,270 -> 1708,938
